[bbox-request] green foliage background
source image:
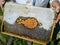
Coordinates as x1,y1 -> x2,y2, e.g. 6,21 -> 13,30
0,8 -> 60,45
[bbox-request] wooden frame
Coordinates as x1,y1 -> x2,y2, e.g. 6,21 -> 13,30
1,6 -> 56,45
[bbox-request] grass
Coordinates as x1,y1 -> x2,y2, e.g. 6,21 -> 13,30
0,8 -> 3,16
0,7 -> 60,45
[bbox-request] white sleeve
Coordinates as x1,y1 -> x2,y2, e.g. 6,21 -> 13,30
15,0 -> 33,6
50,0 -> 60,4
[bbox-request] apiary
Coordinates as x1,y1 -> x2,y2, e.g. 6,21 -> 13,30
1,2 -> 56,45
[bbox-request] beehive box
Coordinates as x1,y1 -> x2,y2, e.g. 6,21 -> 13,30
1,2 -> 56,45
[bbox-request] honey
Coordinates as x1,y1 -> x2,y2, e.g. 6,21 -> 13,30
17,18 -> 38,29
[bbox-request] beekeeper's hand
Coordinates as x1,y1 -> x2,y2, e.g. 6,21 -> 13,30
0,0 -> 5,7
50,0 -> 60,13
50,0 -> 60,23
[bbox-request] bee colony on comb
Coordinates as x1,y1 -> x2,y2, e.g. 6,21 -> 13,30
1,2 -> 56,44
